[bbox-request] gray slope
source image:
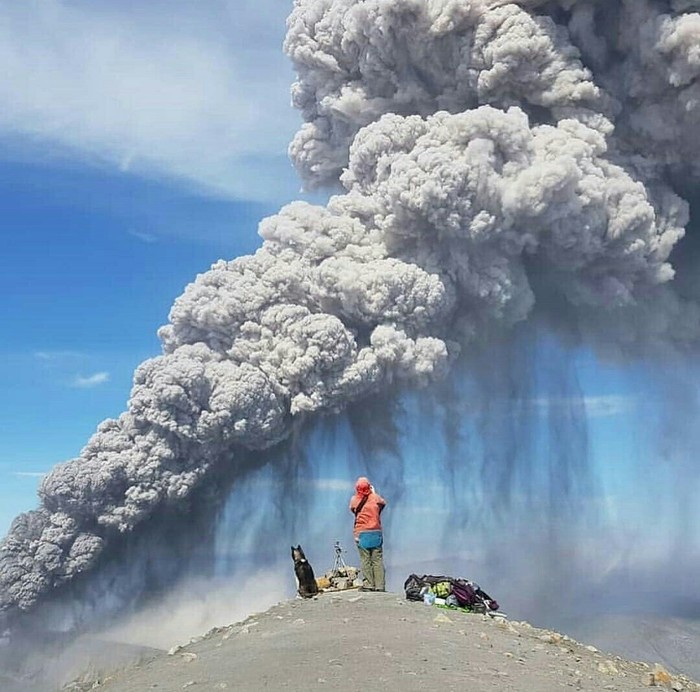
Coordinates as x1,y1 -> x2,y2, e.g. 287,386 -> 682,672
84,590 -> 698,692
564,614 -> 700,682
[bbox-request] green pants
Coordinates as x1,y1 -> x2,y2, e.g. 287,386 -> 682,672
357,544 -> 385,591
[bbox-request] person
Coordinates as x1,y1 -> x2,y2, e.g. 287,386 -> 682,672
349,476 -> 386,591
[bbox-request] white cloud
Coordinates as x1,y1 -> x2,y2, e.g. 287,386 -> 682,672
530,394 -> 634,418
72,372 -> 110,388
34,350 -> 84,361
402,506 -> 451,515
583,395 -> 635,417
127,228 -> 158,244
311,478 -> 353,492
10,471 -> 47,478
0,0 -> 301,202
230,477 -> 353,492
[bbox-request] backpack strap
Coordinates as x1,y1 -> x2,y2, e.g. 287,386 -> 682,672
353,494 -> 370,527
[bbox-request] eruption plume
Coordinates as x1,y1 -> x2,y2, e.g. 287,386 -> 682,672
2,0 -> 700,635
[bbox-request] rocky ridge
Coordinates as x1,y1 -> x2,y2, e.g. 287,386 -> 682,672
61,590 -> 698,692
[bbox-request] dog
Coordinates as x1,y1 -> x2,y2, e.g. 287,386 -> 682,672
291,545 -> 319,599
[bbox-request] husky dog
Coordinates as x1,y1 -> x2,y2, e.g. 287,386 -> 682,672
291,545 -> 319,598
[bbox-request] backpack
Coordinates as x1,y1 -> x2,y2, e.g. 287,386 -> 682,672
404,574 -> 452,601
450,578 -> 499,613
403,573 -> 500,613
404,573 -> 427,601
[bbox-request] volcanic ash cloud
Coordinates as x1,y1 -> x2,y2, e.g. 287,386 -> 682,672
1,0 -> 699,624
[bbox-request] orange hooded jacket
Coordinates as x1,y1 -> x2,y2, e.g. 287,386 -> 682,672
349,477 -> 386,539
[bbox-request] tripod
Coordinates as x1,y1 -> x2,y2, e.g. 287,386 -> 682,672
331,540 -> 350,576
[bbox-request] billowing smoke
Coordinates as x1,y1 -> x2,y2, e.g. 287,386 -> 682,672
2,0 -> 700,639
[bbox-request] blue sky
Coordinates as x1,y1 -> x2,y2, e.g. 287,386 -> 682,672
0,0 -> 310,534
